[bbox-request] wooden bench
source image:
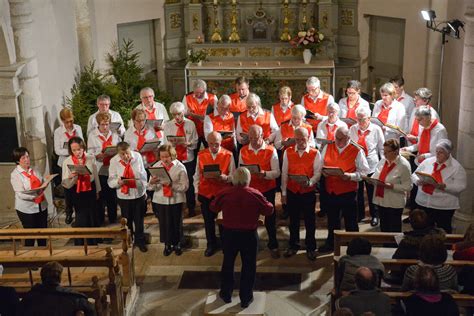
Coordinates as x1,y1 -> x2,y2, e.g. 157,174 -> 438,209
0,247 -> 123,316
385,291 -> 474,308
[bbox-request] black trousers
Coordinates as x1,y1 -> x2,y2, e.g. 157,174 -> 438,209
220,229 -> 258,303
183,160 -> 196,213
16,207 -> 48,247
97,175 -> 117,225
357,173 -> 376,220
419,206 -> 455,234
118,195 -> 146,245
377,206 -> 403,232
154,203 -> 183,246
287,190 -> 317,251
325,191 -> 358,246
70,183 -> 99,245
263,189 -> 278,250
199,194 -> 222,248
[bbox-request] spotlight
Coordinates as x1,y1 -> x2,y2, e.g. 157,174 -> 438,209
421,10 -> 436,22
447,19 -> 464,39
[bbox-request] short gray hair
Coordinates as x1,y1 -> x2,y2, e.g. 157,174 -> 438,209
294,126 -> 309,138
355,106 -> 371,118
291,104 -> 306,117
170,101 -> 185,114
336,125 -> 349,136
414,87 -> 432,101
218,94 -> 231,107
207,131 -> 222,142
232,167 -> 251,186
96,94 -> 110,104
306,76 -> 320,88
415,106 -> 432,119
246,93 -> 261,108
140,87 -> 154,97
436,139 -> 453,154
327,103 -> 340,113
192,79 -> 207,91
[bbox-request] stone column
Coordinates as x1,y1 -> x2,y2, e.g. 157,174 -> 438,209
74,0 -> 94,69
454,2 -> 474,233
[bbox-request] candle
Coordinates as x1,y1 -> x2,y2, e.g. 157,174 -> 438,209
284,0 -> 288,3
255,62 -> 258,66
277,61 -> 281,66
214,0 -> 217,5
232,0 -> 236,4
239,62 -> 242,66
302,0 -> 306,3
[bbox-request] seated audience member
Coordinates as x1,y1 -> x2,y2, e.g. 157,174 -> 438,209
402,234 -> 458,292
336,237 -> 384,294
0,284 -> 19,316
333,308 -> 354,316
17,261 -> 96,316
401,266 -> 459,316
336,267 -> 391,316
453,223 -> 474,261
411,139 -> 467,234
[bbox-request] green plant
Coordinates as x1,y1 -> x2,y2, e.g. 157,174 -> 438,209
186,48 -> 208,64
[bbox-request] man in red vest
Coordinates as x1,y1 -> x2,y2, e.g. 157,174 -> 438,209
239,125 -> 281,258
281,127 -> 322,261
204,95 -> 236,154
194,131 -> 235,257
229,76 -> 250,119
183,79 -> 218,151
319,126 -> 370,253
300,76 -> 335,133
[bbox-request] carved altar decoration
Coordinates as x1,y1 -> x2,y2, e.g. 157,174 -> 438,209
245,5 -> 276,41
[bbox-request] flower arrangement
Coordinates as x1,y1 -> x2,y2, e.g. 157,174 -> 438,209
187,49 -> 208,64
289,27 -> 325,55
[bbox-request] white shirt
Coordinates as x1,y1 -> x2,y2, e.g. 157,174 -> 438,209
315,118 -> 347,148
203,112 -> 236,139
163,118 -> 199,163
338,96 -> 371,118
10,166 -> 48,214
371,156 -> 412,209
397,91 -> 415,120
193,148 -> 236,195
372,100 -> 407,140
87,110 -> 125,137
281,145 -> 322,196
238,143 -> 281,180
123,125 -> 158,167
405,121 -> 448,161
135,101 -> 170,121
236,108 -> 279,144
53,124 -> 84,168
349,123 -> 385,173
412,156 -> 467,210
320,143 -> 370,181
61,153 -> 101,193
407,105 -> 440,134
273,121 -> 316,150
148,159 -> 189,205
87,129 -> 121,176
182,92 -> 218,114
108,151 -> 147,200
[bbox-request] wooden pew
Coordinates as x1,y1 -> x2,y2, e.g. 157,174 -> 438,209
333,230 -> 464,256
386,292 -> 474,308
0,247 -> 123,316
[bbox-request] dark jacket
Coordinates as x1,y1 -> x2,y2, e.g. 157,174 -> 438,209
17,284 -> 96,316
0,286 -> 19,316
402,292 -> 459,316
393,226 -> 445,260
336,289 -> 392,316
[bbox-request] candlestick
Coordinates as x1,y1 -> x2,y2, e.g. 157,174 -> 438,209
214,0 -> 218,5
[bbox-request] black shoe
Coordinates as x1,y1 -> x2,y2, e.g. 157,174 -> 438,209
317,211 -> 326,218
318,244 -> 334,253
219,291 -> 231,304
65,212 -> 73,225
163,245 -> 173,256
370,217 -> 379,227
306,250 -> 317,261
283,248 -> 298,258
204,247 -> 216,257
138,244 -> 148,253
174,244 -> 183,256
241,297 -> 254,308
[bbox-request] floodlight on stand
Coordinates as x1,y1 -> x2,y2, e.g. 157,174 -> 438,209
447,19 -> 464,39
421,10 -> 436,21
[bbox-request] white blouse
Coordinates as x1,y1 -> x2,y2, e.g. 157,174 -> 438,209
315,119 -> 347,148
87,128 -> 121,176
349,123 -> 385,173
148,160 -> 189,205
53,124 -> 83,168
338,96 -> 371,118
61,153 -> 101,193
163,118 -> 199,163
123,125 -> 158,167
108,151 -> 147,200
372,100 -> 407,140
87,110 -> 125,137
10,166 -> 48,214
405,121 -> 448,162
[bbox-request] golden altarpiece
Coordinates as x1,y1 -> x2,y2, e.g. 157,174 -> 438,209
163,0 -> 360,104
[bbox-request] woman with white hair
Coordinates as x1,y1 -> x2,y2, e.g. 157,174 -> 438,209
411,139 -> 467,233
301,76 -> 335,133
210,167 -> 273,308
371,82 -> 407,141
316,103 -> 347,148
163,101 -> 199,217
338,80 -> 371,122
274,104 -> 315,150
124,108 -> 159,167
236,93 -> 279,145
405,88 -> 440,144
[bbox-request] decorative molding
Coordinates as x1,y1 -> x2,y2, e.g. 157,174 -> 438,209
341,8 -> 354,26
169,13 -> 182,29
206,48 -> 241,57
192,13 -> 199,31
248,47 -> 272,57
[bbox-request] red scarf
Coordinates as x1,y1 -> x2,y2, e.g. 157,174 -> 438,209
145,106 -> 162,138
175,121 -> 188,161
162,162 -> 173,197
357,129 -> 370,156
326,124 -> 337,141
135,128 -> 156,164
22,169 -> 45,204
98,134 -> 113,166
410,105 -> 432,139
346,97 -> 359,119
375,161 -> 397,198
397,96 -> 404,102
72,153 -> 92,193
377,103 -> 392,124
120,160 -> 137,194
422,162 -> 446,195
418,119 -> 438,155
65,130 -> 76,140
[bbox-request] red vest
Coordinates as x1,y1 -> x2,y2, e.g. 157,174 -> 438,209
185,92 -> 215,137
229,92 -> 247,113
303,92 -> 330,132
272,103 -> 293,126
286,147 -> 319,194
324,143 -> 359,195
240,145 -> 276,193
239,111 -> 272,139
280,122 -> 313,150
197,148 -> 232,198
208,112 -> 235,152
